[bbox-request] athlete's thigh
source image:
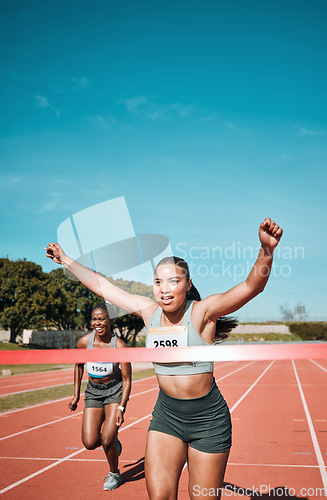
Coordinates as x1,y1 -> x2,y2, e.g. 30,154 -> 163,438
187,447 -> 230,499
82,407 -> 105,447
145,430 -> 187,500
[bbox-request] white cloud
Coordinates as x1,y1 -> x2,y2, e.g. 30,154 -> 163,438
118,96 -> 193,120
35,95 -> 60,117
300,127 -> 327,136
35,95 -> 49,108
119,96 -> 148,113
72,77 -> 89,88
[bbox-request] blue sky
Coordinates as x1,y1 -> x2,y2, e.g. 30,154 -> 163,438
1,0 -> 326,321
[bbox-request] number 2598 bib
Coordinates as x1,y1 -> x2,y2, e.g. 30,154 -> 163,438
146,326 -> 188,348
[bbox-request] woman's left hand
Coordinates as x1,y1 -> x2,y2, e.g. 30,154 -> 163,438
116,408 -> 124,427
259,217 -> 283,250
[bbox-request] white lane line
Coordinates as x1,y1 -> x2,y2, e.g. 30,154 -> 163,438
310,359 -> 327,373
0,375 -> 72,391
0,368 -> 73,382
230,361 -> 275,413
0,383 -> 73,398
0,361 -> 248,439
0,396 -> 79,416
0,361 -> 273,494
0,384 -> 158,442
0,412 -> 84,441
0,374 -> 157,416
292,360 -> 327,497
0,456 -> 322,468
0,412 -> 152,495
216,361 -> 255,382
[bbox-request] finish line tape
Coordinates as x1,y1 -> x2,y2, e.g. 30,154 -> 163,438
0,344 -> 326,364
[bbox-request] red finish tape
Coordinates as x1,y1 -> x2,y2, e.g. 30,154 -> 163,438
0,344 -> 326,364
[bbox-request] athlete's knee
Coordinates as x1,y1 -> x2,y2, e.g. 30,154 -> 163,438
82,435 -> 100,450
147,483 -> 177,500
101,433 -> 115,449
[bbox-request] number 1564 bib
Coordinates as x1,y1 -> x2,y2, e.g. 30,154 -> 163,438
146,326 -> 188,348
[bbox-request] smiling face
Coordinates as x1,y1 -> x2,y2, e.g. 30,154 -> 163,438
153,264 -> 192,312
91,308 -> 111,337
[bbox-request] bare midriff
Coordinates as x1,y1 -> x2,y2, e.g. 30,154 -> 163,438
157,371 -> 214,399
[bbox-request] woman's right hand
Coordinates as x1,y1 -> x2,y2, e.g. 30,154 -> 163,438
45,243 -> 66,265
68,396 -> 79,412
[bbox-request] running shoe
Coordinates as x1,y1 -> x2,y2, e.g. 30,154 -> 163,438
103,470 -> 122,491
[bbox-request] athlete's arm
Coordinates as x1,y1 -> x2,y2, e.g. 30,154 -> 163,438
115,338 -> 132,427
200,218 -> 283,321
68,337 -> 87,411
45,243 -> 155,317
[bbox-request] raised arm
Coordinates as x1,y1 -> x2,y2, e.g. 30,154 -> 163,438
202,218 -> 283,320
45,243 -> 155,317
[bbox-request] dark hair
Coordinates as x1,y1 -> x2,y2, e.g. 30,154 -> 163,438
155,256 -> 238,341
92,302 -> 111,318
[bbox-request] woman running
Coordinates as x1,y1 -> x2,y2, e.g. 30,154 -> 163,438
68,303 -> 131,491
46,216 -> 282,499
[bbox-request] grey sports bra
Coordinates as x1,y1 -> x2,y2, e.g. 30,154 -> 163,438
146,300 -> 214,375
86,331 -> 120,379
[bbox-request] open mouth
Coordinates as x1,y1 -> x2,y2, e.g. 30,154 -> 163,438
161,296 -> 173,304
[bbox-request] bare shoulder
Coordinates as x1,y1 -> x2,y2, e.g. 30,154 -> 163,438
192,298 -> 220,319
116,337 -> 128,348
77,333 -> 91,349
191,299 -> 218,342
192,294 -> 226,330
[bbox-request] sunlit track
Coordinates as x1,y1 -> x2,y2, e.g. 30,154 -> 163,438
0,380 -> 158,441
310,359 -> 327,373
0,362 -> 273,496
0,456 -> 323,469
292,360 -> 327,496
0,382 -> 73,398
229,360 -> 274,413
0,369 -> 84,397
0,362 -> 248,441
0,359 -> 326,499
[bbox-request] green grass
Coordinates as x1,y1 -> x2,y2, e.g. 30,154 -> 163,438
0,363 -> 74,375
0,343 -> 74,375
227,332 -> 302,342
0,368 -> 155,413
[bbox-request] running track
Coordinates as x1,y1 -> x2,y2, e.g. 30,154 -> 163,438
0,359 -> 326,499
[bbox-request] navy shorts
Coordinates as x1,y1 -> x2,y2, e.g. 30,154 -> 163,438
148,379 -> 232,453
84,372 -> 123,408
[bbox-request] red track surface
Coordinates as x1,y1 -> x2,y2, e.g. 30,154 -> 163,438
0,359 -> 326,499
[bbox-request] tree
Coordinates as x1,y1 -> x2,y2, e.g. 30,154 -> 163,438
279,302 -> 295,321
44,269 -> 101,330
0,257 -> 154,345
108,277 -> 154,345
0,258 -> 48,342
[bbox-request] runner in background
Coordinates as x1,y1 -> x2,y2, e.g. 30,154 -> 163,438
68,303 -> 131,491
46,217 -> 282,499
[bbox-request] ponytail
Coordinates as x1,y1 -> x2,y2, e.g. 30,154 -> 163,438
187,286 -> 237,342
186,283 -> 201,302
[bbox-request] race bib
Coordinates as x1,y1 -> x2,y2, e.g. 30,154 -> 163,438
86,361 -> 114,378
147,326 -> 188,348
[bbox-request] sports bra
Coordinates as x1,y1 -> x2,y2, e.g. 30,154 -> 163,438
146,300 -> 214,375
86,331 -> 120,379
